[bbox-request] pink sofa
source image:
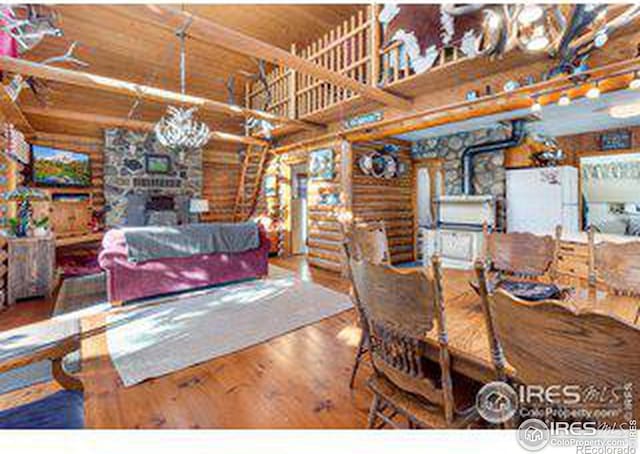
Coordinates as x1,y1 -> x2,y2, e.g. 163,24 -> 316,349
98,226 -> 270,304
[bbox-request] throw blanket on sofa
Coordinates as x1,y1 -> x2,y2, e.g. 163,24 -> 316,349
123,222 -> 260,264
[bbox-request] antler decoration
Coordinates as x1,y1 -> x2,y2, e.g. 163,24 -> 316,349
0,5 -> 61,52
41,41 -> 88,67
244,58 -> 274,139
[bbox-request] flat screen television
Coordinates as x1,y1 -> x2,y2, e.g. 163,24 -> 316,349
31,145 -> 91,187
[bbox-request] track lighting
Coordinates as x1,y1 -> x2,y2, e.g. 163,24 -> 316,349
558,93 -> 571,106
630,71 -> 640,90
531,98 -> 542,112
586,83 -> 600,99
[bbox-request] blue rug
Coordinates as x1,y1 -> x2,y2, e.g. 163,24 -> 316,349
0,390 -> 83,429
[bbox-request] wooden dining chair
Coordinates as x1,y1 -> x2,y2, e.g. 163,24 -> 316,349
341,221 -> 391,389
348,254 -> 479,428
350,220 -> 391,266
477,261 -> 640,425
483,230 -> 556,281
594,241 -> 640,324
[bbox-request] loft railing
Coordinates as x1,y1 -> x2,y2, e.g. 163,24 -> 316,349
246,5 -> 472,121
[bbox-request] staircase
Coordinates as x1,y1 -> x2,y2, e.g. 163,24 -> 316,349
233,144 -> 270,222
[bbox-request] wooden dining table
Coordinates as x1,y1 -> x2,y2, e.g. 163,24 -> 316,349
425,268 -> 640,384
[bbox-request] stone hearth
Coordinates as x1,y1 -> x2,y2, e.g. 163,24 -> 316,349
412,125 -> 510,229
103,129 -> 203,227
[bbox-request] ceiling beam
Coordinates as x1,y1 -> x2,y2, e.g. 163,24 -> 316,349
143,5 -> 414,111
0,56 -> 322,132
0,85 -> 35,138
23,106 -> 269,147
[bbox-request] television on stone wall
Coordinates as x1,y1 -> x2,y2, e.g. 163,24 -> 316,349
31,145 -> 92,187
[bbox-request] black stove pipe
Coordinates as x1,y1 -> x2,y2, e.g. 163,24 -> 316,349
461,119 -> 527,195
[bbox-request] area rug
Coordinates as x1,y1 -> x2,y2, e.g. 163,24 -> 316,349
0,390 -> 84,429
53,273 -> 109,317
0,273 -> 109,395
56,244 -> 102,278
106,266 -> 352,387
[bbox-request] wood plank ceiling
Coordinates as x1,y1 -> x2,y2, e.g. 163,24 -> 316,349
14,4 -> 362,140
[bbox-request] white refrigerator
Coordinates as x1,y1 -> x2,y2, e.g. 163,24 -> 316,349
506,166 -> 579,235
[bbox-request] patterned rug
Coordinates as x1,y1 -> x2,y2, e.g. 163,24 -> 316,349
56,244 -> 102,278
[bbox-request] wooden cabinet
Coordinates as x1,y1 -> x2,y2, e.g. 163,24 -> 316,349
32,188 -> 94,239
7,235 -> 55,305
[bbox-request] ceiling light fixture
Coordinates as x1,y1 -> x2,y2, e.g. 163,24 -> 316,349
518,4 -> 544,25
586,83 -> 601,99
558,93 -> 571,107
609,103 -> 640,119
630,71 -> 640,90
155,25 -> 210,154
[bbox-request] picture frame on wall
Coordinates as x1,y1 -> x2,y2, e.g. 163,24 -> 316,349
309,148 -> 334,180
600,130 -> 632,151
264,175 -> 277,197
145,154 -> 172,174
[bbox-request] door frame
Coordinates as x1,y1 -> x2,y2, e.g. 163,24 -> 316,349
280,155 -> 308,257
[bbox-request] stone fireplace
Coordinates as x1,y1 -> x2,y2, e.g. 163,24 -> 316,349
103,129 -> 203,227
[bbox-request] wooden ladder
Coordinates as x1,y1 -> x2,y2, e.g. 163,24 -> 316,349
233,144 -> 270,222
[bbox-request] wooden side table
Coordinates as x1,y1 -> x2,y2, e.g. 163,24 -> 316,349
7,235 -> 55,306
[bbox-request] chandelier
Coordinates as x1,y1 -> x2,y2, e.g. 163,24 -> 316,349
155,27 -> 210,153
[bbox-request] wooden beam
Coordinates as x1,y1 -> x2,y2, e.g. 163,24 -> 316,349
0,56 -> 321,132
23,106 -> 269,147
33,132 -> 103,146
144,5 -> 414,111
0,85 -> 35,137
272,56 -> 640,153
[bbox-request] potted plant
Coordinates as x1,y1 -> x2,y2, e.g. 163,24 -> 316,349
2,187 -> 49,237
33,216 -> 50,237
7,218 -> 19,237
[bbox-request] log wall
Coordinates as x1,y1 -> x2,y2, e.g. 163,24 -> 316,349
351,141 -> 415,264
296,141 -> 347,273
201,145 -> 242,223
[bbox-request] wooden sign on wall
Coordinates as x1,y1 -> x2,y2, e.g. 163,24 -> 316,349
599,130 -> 632,151
343,111 -> 383,130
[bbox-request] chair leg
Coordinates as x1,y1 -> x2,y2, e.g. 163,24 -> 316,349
349,334 -> 368,389
367,394 -> 381,429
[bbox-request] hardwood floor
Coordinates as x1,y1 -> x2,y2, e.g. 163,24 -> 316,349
0,256 -> 373,428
